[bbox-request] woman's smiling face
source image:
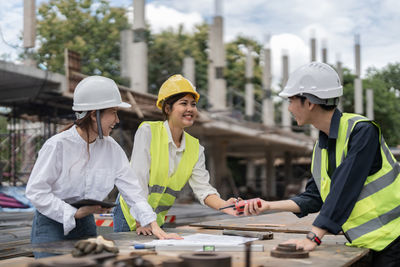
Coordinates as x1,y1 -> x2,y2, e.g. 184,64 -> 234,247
166,94 -> 198,128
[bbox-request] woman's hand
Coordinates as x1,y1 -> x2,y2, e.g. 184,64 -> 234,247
220,197 -> 242,216
74,205 -> 111,219
136,221 -> 153,236
150,222 -> 183,240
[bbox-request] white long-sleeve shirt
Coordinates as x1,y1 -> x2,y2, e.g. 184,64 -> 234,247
131,121 -> 219,205
26,126 -> 156,235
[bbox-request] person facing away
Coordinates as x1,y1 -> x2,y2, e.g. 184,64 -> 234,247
26,76 -> 180,258
242,62 -> 400,267
113,74 -> 239,234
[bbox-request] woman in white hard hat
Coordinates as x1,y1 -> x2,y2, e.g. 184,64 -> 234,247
26,76 -> 180,258
113,74 -> 239,234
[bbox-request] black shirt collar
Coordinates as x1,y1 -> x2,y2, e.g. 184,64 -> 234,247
318,109 -> 342,148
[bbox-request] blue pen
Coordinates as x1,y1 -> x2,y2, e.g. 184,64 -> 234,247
99,214 -> 113,217
134,244 -> 155,249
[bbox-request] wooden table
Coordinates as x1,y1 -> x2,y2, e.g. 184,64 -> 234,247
0,213 -> 370,267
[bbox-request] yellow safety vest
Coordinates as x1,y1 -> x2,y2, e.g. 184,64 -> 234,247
311,113 -> 400,251
120,121 -> 199,230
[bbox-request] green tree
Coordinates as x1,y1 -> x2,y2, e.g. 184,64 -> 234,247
29,0 -> 128,83
364,64 -> 400,146
147,23 -> 209,108
340,64 -> 400,146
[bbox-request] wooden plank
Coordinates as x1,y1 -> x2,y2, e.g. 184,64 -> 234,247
190,212 -> 323,234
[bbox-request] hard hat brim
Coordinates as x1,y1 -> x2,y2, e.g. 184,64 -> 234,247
72,101 -> 131,111
118,102 -> 131,109
278,91 -> 292,99
279,87 -> 343,99
156,91 -> 200,110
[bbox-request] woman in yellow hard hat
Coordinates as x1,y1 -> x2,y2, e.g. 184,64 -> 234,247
113,74 -> 239,234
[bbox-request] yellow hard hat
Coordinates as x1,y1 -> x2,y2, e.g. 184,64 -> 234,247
156,74 -> 200,110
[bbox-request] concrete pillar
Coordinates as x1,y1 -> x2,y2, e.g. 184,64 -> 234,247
260,164 -> 268,197
262,37 -> 275,127
366,89 -> 374,120
284,151 -> 293,183
266,152 -> 276,198
336,55 -> 344,111
245,46 -> 254,118
131,0 -> 148,93
310,30 -> 317,62
354,34 -> 363,114
281,51 -> 291,131
23,0 -> 36,48
354,78 -> 363,114
246,159 -> 256,191
355,34 -> 361,78
183,56 -> 196,86
207,138 -> 230,198
120,29 -> 132,79
308,31 -> 320,138
321,39 -> 327,63
208,0 -> 227,111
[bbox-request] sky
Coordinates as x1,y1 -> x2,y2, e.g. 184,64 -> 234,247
1,0 -> 400,86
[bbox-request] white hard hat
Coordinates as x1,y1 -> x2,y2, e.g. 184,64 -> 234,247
279,62 -> 343,99
72,76 -> 131,111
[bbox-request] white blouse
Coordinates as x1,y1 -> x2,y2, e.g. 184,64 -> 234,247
26,126 -> 156,235
131,121 -> 219,205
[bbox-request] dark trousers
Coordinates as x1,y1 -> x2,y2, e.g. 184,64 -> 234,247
371,235 -> 400,267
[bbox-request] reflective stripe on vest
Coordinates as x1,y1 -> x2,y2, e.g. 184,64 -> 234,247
119,121 -> 199,230
148,185 -> 180,198
311,113 -> 400,251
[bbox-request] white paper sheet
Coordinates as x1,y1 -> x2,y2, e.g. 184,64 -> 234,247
142,233 -> 258,246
